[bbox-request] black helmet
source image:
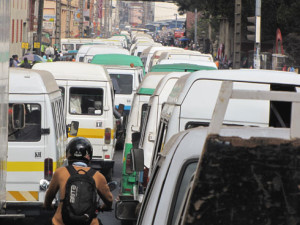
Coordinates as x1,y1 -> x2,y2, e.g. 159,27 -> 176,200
67,137 -> 93,163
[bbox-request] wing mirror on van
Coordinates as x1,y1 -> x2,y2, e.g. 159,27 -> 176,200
131,148 -> 144,172
117,104 -> 125,116
132,132 -> 141,149
115,200 -> 140,221
68,121 -> 79,137
12,104 -> 25,129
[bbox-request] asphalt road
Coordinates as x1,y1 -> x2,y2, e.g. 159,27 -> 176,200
1,148 -> 124,225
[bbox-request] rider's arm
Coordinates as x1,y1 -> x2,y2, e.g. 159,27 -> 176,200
95,172 -> 113,209
43,168 -> 60,209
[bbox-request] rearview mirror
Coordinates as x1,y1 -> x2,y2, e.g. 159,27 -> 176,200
115,200 -> 139,221
117,104 -> 125,115
69,121 -> 79,136
131,148 -> 144,172
12,104 -> 25,129
132,132 -> 141,149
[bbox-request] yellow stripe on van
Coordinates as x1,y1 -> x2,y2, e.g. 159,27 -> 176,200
7,191 -> 39,201
7,162 -> 57,172
69,128 -> 115,139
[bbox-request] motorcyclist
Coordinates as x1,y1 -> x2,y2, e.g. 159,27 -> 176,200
44,137 -> 113,225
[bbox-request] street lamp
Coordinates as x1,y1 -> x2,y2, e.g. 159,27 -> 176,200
174,13 -> 177,29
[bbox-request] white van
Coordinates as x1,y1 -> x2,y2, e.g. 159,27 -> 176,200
83,46 -> 130,63
150,69 -> 299,172
104,65 -> 144,114
138,72 -> 190,169
157,58 -> 218,69
158,51 -> 214,62
76,44 -> 107,62
140,46 -> 179,73
148,48 -> 186,72
119,72 -> 170,201
61,38 -> 105,54
6,68 -> 66,216
32,62 -> 116,181
115,70 -> 300,225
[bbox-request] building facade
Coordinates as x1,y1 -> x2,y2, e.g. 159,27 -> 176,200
10,0 -> 31,58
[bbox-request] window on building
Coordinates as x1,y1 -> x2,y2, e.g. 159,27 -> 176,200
16,20 -> 18,43
12,19 -> 14,43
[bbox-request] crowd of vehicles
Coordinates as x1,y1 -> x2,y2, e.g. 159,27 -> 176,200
2,7 -> 300,225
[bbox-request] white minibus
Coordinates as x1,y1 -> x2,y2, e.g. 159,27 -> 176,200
6,68 -> 67,216
32,62 -> 116,181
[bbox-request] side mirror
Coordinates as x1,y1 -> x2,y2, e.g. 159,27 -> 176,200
131,132 -> 141,149
108,181 -> 118,191
69,121 -> 79,136
12,104 -> 25,129
117,104 -> 125,115
115,200 -> 140,221
131,148 -> 144,172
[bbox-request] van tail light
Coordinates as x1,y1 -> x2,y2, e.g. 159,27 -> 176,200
125,154 -> 133,174
44,158 -> 53,181
154,55 -> 160,59
105,128 -> 111,144
143,167 -> 149,188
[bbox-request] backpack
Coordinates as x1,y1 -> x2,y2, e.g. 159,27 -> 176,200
62,165 -> 98,225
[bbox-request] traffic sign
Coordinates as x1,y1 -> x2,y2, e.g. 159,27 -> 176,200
34,42 -> 40,49
21,42 -> 29,49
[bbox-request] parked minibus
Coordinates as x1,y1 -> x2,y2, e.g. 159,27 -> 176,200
32,62 -> 116,181
115,69 -> 300,225
6,68 -> 67,216
119,72 -> 170,203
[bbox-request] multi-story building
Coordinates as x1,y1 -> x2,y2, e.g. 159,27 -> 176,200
10,0 -> 32,58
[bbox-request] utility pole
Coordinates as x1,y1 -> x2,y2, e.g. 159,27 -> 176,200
37,0 -> 44,55
194,9 -> 197,46
254,0 -> 261,69
233,0 -> 241,68
66,0 -> 72,38
55,0 -> 61,50
79,0 -> 84,37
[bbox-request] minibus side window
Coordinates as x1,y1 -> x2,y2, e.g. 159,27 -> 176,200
138,162 -> 161,224
139,105 -> 151,148
168,161 -> 197,225
151,120 -> 168,167
69,87 -> 104,115
59,87 -> 65,105
51,102 -> 59,139
8,103 -> 41,142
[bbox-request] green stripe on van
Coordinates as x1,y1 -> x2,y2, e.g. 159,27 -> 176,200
138,88 -> 155,95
